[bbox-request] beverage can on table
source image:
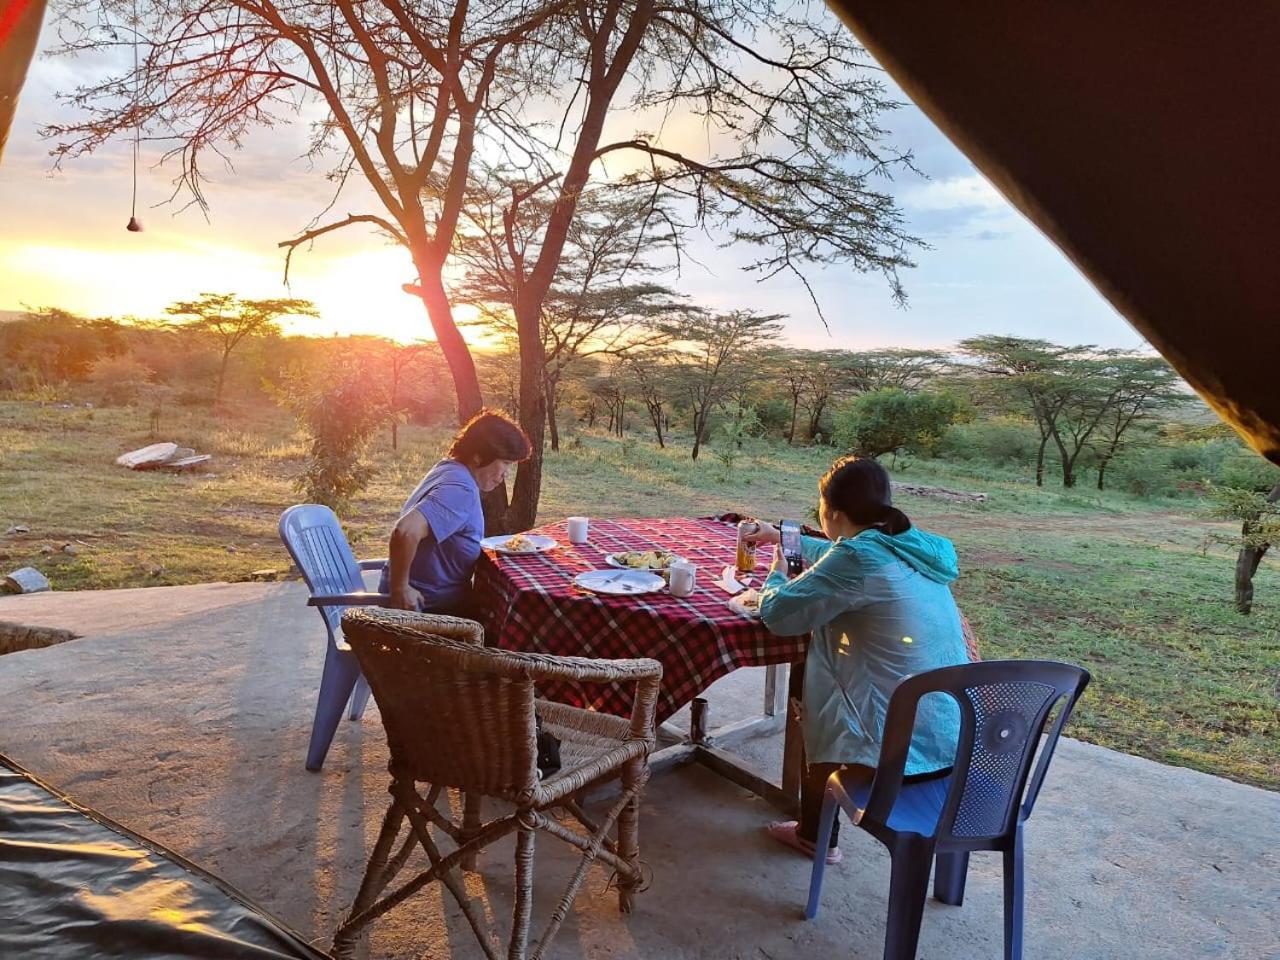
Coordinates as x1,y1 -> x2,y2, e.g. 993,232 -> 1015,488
735,520 -> 759,573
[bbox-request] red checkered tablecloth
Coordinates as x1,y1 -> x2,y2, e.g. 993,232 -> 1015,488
474,517 -> 806,724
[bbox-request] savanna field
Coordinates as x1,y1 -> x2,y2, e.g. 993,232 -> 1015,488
1,397 -> 1276,791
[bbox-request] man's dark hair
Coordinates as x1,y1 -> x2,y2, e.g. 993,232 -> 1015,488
819,455 -> 912,535
447,409 -> 532,467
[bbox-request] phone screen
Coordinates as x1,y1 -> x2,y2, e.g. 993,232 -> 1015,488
779,520 -> 803,576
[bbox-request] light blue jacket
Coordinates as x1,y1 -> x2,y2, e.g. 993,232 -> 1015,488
759,528 -> 967,773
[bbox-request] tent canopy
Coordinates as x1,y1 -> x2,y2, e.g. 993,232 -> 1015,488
828,0 -> 1280,464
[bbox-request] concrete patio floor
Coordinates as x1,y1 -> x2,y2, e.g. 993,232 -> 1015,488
0,581 -> 1276,959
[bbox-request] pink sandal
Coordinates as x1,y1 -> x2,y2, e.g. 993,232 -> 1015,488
767,820 -> 842,865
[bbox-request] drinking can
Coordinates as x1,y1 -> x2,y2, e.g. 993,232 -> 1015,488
735,520 -> 759,573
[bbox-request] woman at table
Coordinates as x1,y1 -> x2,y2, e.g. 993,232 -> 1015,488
383,409 -> 531,614
747,455 -> 968,864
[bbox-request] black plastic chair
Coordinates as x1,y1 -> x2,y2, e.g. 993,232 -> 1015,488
804,659 -> 1090,960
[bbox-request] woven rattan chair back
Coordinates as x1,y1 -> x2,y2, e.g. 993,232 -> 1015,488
345,608 -> 540,800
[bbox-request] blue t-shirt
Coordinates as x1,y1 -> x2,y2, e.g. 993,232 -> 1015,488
379,458 -> 483,611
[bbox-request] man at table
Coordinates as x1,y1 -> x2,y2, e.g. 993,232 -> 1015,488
383,409 -> 531,614
747,456 -> 969,864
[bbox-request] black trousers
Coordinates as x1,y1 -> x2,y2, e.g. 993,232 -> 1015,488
797,762 -> 951,848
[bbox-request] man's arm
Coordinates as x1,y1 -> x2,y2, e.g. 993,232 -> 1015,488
387,510 -> 430,610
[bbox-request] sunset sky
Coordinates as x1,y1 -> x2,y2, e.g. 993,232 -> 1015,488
0,22 -> 1149,353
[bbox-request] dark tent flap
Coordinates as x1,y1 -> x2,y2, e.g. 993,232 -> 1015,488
0,758 -> 329,959
827,1 -> 1280,463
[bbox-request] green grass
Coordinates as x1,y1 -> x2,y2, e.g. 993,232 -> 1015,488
2,399 -> 1277,790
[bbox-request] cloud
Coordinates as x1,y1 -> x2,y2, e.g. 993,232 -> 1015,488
900,174 -> 1007,213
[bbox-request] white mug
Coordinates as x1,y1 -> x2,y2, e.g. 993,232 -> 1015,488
567,516 -> 589,544
669,561 -> 696,598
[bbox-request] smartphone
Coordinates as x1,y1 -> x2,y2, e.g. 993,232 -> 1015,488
778,519 -> 804,578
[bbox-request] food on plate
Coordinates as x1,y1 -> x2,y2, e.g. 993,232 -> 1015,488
610,549 -> 678,570
504,534 -> 539,553
728,588 -> 761,618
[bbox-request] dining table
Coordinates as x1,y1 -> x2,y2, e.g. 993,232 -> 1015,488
472,516 -> 811,811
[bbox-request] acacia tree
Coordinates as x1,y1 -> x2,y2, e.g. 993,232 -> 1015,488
958,336 -> 1085,486
765,349 -> 808,445
843,348 -> 948,393
453,189 -> 679,452
1091,357 -> 1186,490
46,0 -> 918,529
798,350 -> 853,441
667,309 -> 783,460
1209,481 -> 1280,614
626,349 -> 675,447
164,293 -> 315,406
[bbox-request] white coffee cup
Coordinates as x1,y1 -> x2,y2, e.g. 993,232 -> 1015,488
567,516 -> 589,544
669,561 -> 696,598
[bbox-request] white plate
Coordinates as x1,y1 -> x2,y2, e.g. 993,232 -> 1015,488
574,569 -> 666,596
481,533 -> 558,556
605,550 -> 685,571
726,588 -> 762,619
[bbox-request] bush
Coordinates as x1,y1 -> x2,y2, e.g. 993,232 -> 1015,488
936,417 -> 1039,467
282,361 -> 387,515
833,388 -> 962,459
86,354 -> 152,406
1217,451 -> 1280,492
1108,446 -> 1182,498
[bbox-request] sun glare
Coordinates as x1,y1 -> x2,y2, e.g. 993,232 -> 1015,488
0,234 -> 500,349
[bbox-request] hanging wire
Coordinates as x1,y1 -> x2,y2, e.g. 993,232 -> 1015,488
126,0 -> 143,232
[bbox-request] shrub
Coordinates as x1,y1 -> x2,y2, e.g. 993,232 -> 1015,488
833,388 -> 962,459
282,360 -> 387,515
86,354 -> 152,406
936,417 -> 1039,467
1108,446 -> 1181,498
1216,451 -> 1280,492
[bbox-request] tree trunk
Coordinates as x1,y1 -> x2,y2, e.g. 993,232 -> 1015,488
544,376 -> 560,452
1234,482 -> 1280,613
787,397 -> 799,445
1052,430 -> 1075,487
1235,541 -> 1269,614
505,302 -> 548,533
690,409 -> 705,460
214,350 -> 231,408
391,418 -> 399,451
1096,455 -> 1110,490
411,260 -> 483,422
1034,431 -> 1049,487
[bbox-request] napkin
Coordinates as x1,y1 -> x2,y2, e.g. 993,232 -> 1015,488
716,565 -> 750,596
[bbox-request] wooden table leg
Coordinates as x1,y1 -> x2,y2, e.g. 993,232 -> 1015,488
780,655 -> 805,811
460,792 -> 481,871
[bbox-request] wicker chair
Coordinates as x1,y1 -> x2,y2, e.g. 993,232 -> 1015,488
333,608 -> 662,960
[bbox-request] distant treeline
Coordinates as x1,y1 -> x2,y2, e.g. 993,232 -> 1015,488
2,303 -> 1276,498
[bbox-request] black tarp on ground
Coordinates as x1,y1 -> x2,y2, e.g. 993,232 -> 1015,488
0,754 -> 329,959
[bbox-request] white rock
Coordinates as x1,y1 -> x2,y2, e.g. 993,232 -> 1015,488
2,567 -> 51,594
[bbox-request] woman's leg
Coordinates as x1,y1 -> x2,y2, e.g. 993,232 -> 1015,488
797,762 -> 843,848
797,763 -> 880,848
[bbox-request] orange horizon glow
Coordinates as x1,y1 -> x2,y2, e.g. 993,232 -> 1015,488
0,231 -> 503,348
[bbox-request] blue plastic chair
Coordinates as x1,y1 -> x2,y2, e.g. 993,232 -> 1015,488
805,659 -> 1090,960
279,504 -> 390,771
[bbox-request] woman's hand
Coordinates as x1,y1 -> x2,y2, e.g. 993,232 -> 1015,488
742,520 -> 780,545
390,584 -> 425,611
769,542 -> 787,577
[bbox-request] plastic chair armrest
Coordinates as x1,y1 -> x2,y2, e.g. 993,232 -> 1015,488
357,558 -> 388,571
308,592 -> 391,607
